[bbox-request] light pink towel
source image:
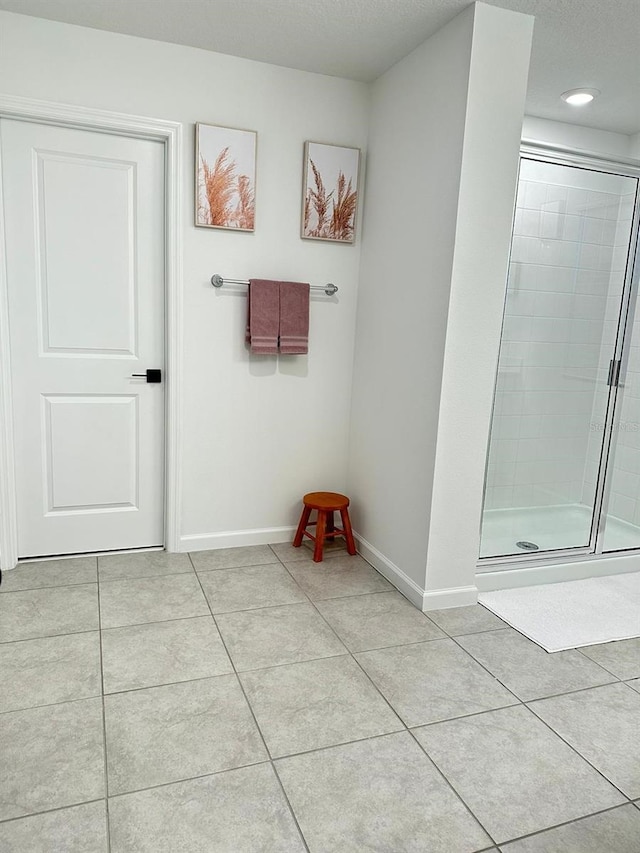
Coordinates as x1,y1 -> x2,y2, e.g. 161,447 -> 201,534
279,281 -> 310,354
247,279 -> 279,354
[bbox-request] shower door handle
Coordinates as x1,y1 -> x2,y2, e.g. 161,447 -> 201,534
607,359 -> 621,388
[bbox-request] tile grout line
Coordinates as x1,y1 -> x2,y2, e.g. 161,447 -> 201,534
0,626 -> 101,646
575,645 -> 631,681
273,550 -> 640,842
187,552 -> 311,853
524,699 -> 634,803
514,677 -> 622,704
104,759 -> 273,801
95,557 -> 113,853
99,611 -> 216,633
346,645 -> 504,850
19,548 -> 163,565
404,703 -> 525,731
445,634 -> 635,805
207,595 -> 316,616
406,727 -> 500,850
0,691 -> 105,718
448,635 -> 621,703
276,555 -> 501,849
445,634 -> 524,707
315,594 -> 498,845
0,626 -> 101,645
438,625 -> 515,638
268,763 -> 312,853
408,712 -> 637,847
0,565 -> 197,593
231,649 -> 347,675
0,669 -> 273,717
274,545 -> 636,822
269,729 -> 413,762
100,611 -> 219,634
98,570 -> 195,584
101,672 -> 235,699
194,561 -> 286,575
0,609 -> 230,647
273,548 -> 500,642
5,549 -> 635,844
501,803 -> 633,844
488,801 -> 637,849
7,743 -> 573,852
0,578 -> 98,595
0,798 -> 107,827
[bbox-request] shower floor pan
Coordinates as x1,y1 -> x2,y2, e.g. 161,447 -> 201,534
480,503 -> 640,560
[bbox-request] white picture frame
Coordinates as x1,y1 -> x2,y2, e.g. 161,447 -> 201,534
301,141 -> 360,244
195,122 -> 257,232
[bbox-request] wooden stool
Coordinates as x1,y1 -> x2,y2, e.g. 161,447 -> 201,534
293,492 -> 357,563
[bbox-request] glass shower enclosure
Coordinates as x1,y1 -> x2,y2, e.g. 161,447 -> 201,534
479,147 -> 640,563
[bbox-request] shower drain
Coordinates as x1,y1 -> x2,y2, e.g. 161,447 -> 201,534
516,540 -> 539,551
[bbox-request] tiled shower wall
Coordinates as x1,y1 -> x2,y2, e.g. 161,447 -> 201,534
484,160 -> 635,514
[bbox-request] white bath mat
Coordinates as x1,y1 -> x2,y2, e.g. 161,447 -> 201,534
479,571 -> 640,653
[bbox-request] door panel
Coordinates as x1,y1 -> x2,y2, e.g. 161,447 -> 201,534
43,395 -> 138,512
2,119 -> 165,557
35,151 -> 137,354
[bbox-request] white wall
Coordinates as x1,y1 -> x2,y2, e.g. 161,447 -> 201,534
0,11 -> 369,550
422,4 -> 534,604
346,5 -> 475,599
522,116 -> 634,158
348,2 -> 533,606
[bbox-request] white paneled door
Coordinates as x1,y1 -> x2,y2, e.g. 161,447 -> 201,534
1,119 -> 165,557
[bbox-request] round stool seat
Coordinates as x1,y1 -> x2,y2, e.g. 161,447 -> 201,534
303,492 -> 349,511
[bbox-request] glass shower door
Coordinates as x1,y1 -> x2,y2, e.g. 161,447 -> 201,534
480,156 -> 639,560
599,194 -> 640,552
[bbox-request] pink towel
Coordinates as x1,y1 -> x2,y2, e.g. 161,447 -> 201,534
247,279 -> 279,354
279,281 -> 310,354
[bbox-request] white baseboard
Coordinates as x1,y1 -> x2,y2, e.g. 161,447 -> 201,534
352,533 -> 479,611
422,585 -> 479,610
477,552 -> 640,592
179,526 -> 478,612
179,526 -> 296,552
355,534 -> 426,609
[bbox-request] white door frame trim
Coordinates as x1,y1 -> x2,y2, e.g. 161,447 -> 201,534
0,94 -> 183,569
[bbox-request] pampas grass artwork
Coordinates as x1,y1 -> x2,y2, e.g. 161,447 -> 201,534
196,123 -> 256,231
302,141 -> 360,243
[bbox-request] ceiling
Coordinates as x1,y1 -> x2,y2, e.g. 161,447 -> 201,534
1,0 -> 638,135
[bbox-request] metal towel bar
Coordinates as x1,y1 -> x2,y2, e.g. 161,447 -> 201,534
211,274 -> 338,296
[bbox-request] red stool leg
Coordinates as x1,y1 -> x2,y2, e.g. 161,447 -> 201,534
313,509 -> 327,562
325,510 -> 336,540
293,505 -> 312,547
340,507 -> 357,556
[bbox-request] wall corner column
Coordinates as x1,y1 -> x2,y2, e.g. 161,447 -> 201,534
423,2 -> 534,609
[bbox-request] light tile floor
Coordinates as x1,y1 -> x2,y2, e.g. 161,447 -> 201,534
0,545 -> 639,851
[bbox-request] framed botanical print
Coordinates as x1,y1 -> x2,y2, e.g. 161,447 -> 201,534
302,141 -> 360,243
196,123 -> 257,231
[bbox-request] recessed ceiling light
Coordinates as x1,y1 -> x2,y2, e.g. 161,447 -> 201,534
561,88 -> 600,106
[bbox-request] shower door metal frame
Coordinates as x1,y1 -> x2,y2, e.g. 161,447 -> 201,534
478,140 -> 640,570
590,166 -> 640,556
